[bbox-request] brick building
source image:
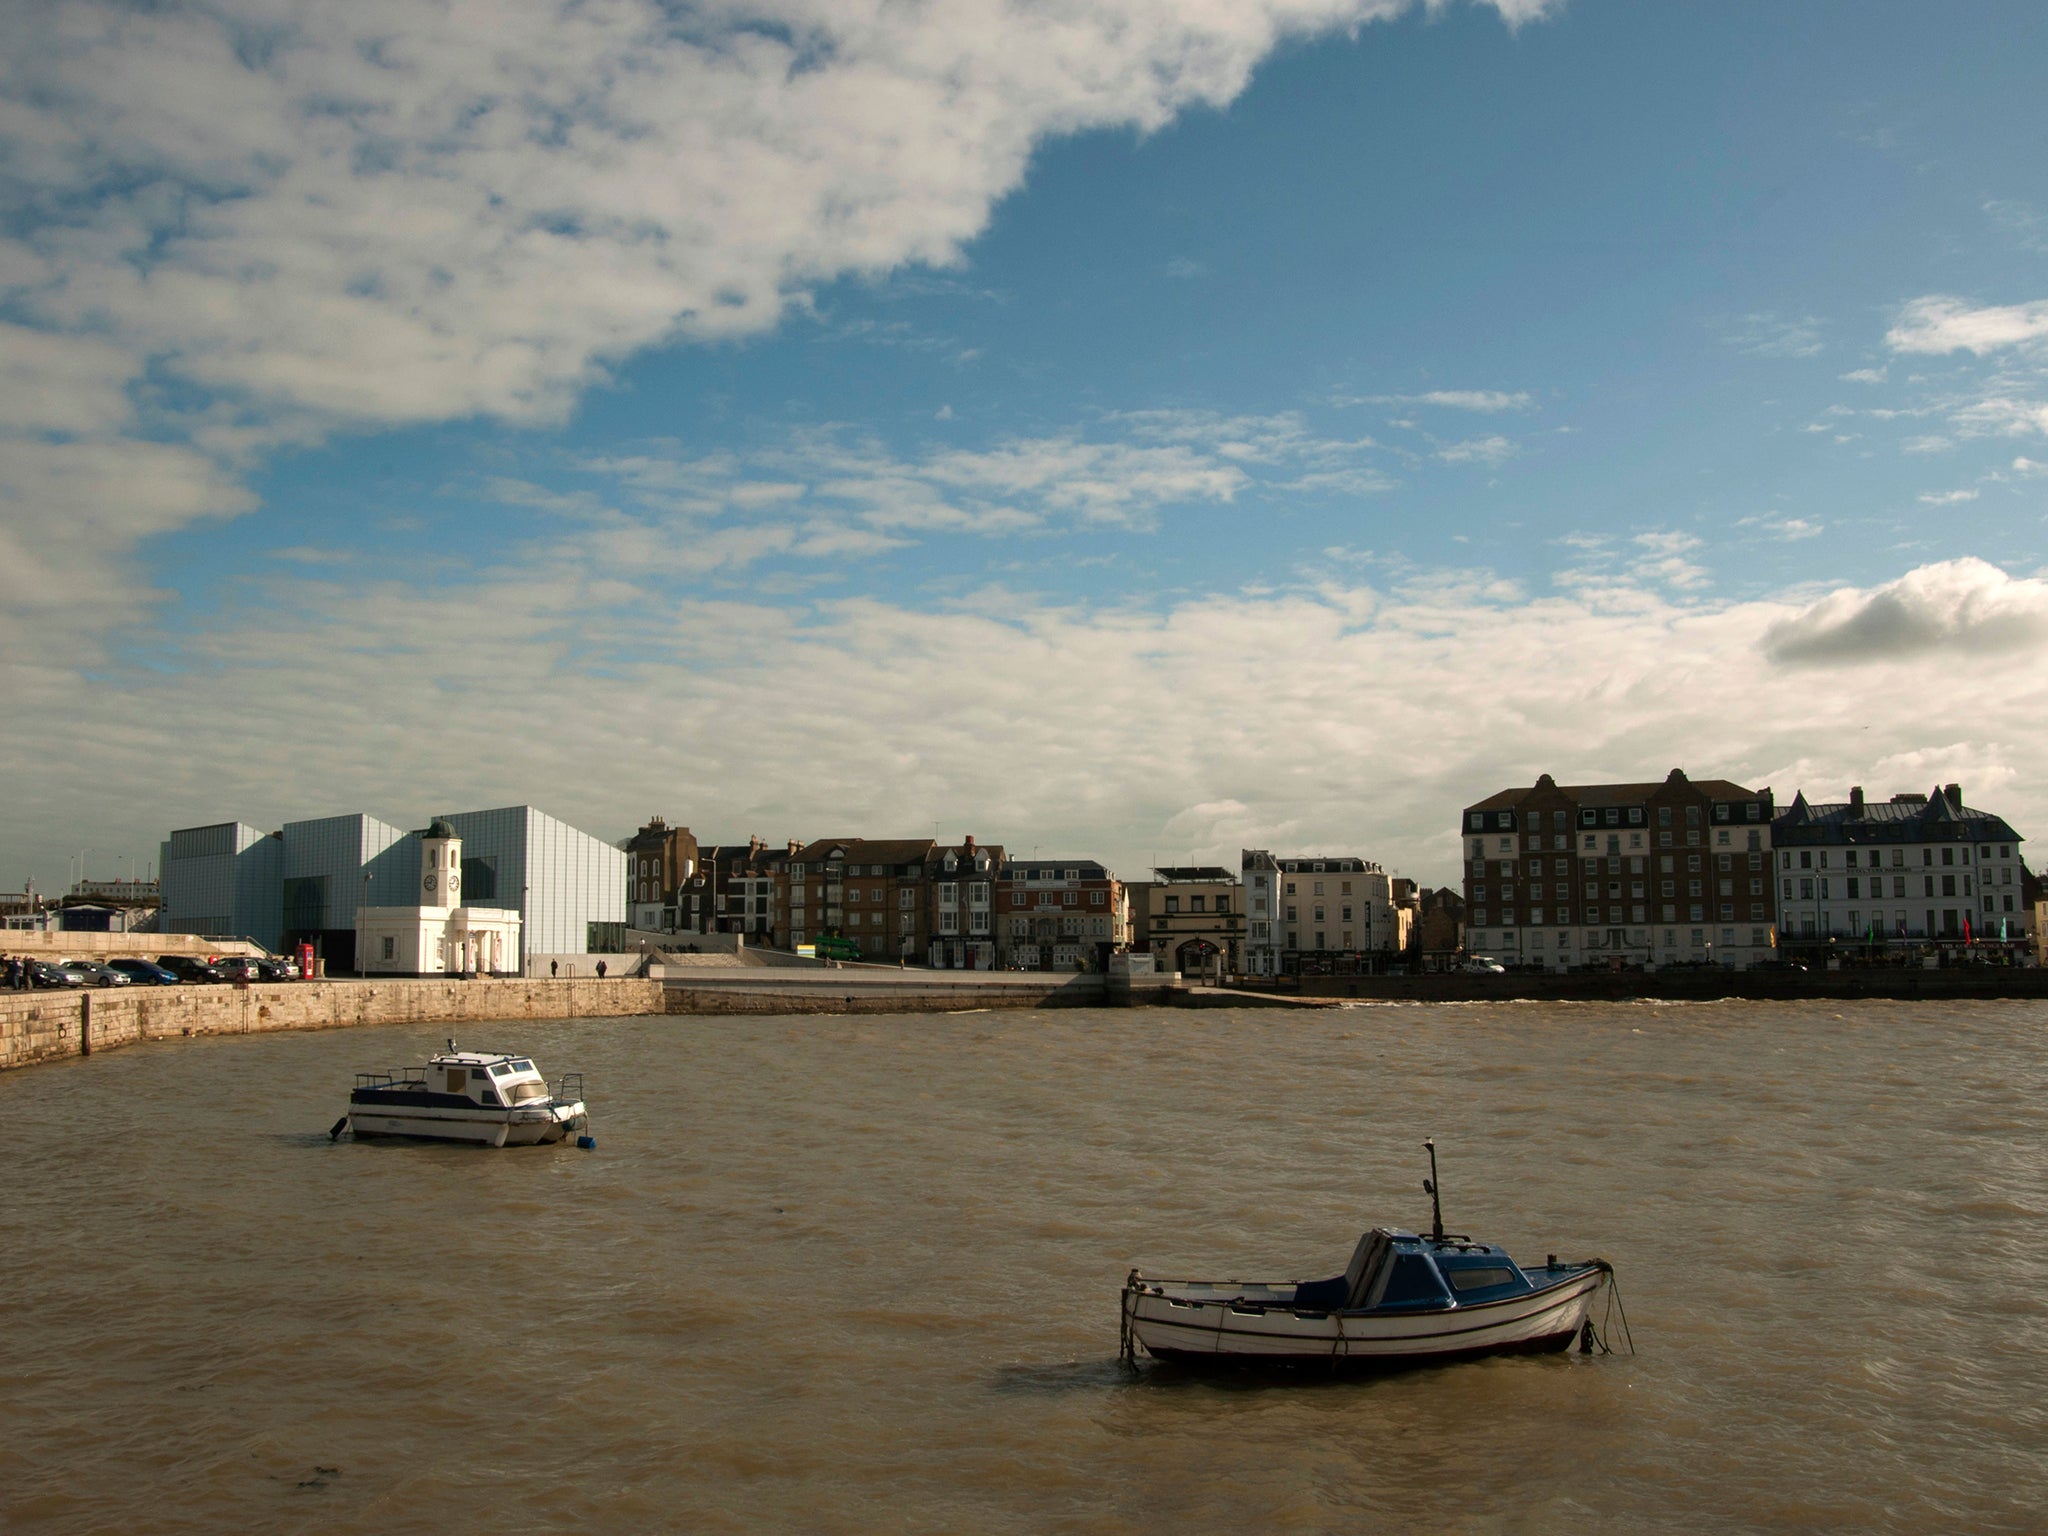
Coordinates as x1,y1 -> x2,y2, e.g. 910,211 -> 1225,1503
996,859 -> 1126,970
1461,769 -> 1777,971
624,816 -> 700,933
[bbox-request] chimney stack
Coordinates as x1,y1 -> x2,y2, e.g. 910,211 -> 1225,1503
1945,783 -> 1963,807
964,834 -> 976,853
1849,786 -> 1864,811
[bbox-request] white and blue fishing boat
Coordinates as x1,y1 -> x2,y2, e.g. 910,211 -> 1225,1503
1119,1141 -> 1623,1369
334,1042 -> 590,1148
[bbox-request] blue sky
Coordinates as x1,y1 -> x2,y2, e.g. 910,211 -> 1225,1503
6,0 -> 2048,893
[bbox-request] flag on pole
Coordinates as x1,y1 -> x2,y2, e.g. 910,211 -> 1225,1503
1964,914 -> 1974,944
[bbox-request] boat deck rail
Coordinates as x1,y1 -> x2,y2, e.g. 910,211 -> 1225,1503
354,1069 -> 429,1091
552,1072 -> 585,1103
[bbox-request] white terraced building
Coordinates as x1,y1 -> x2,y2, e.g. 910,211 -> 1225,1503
1771,784 -> 2030,954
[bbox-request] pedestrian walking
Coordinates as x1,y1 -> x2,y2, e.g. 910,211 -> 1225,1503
550,958 -> 558,978
596,959 -> 607,979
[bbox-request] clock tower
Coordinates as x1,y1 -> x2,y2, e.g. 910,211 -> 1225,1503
420,818 -> 461,911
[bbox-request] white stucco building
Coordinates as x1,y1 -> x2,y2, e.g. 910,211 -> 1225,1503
356,820 -> 523,976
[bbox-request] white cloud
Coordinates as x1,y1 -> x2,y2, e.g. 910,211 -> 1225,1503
1436,435 -> 1515,465
1839,367 -> 1887,385
0,0 -> 1545,633
19,554 -> 2048,891
2014,457 -> 2047,476
1762,558 -> 2048,665
521,413 -> 1399,566
1886,296 -> 2048,356
1724,313 -> 1825,359
1916,489 -> 1978,506
1771,518 -> 1825,540
1343,390 -> 1532,412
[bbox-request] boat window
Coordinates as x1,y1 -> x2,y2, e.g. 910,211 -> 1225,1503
490,1063 -> 514,1077
1446,1266 -> 1518,1292
1378,1254 -> 1451,1307
511,1060 -> 534,1073
508,1081 -> 551,1104
469,1068 -> 492,1082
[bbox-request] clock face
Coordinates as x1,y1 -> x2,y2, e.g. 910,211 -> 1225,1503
448,873 -> 459,895
424,873 -> 437,892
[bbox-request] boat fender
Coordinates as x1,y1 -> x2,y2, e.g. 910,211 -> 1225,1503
328,1116 -> 350,1142
576,1134 -> 596,1150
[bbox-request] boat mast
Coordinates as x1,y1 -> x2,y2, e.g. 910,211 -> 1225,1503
1423,1138 -> 1445,1242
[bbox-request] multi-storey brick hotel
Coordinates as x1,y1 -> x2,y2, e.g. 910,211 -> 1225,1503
1461,769 -> 1777,971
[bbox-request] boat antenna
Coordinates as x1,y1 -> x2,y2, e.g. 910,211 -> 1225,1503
1423,1138 -> 1445,1243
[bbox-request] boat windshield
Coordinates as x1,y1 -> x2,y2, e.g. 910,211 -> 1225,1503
506,1080 -> 551,1103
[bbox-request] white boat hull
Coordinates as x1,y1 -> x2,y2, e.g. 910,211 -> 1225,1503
1123,1264 -> 1607,1367
346,1099 -> 587,1147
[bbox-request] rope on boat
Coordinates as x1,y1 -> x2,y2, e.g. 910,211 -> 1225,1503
1582,1260 -> 1636,1356
1118,1269 -> 1140,1369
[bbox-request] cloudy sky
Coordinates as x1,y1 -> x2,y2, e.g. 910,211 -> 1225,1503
6,0 -> 2048,893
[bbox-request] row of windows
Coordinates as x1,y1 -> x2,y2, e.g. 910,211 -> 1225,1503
1789,874 -> 1986,900
1471,928 -> 1770,948
1473,903 -> 1768,927
1162,895 -> 1233,913
1783,844 -> 2011,870
1467,803 -> 1764,833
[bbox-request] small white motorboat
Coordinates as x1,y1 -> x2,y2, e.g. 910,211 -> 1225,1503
334,1041 -> 589,1148
1119,1141 -> 1623,1370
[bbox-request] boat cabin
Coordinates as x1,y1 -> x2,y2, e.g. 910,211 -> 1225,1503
353,1049 -> 565,1109
1289,1228 -> 1539,1313
427,1050 -> 553,1108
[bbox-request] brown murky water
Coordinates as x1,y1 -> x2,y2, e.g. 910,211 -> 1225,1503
2,1002 -> 2044,1534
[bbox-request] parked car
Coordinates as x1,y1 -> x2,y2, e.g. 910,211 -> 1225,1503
212,956 -> 266,982
62,959 -> 132,987
107,957 -> 179,985
155,954 -> 226,984
1458,956 -> 1506,974
31,960 -> 88,988
256,957 -> 300,982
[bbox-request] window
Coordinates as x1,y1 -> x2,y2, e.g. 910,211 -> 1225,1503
1216,896 -> 1232,914
899,889 -> 914,908
1190,895 -> 1206,913
380,936 -> 395,960
1166,896 -> 1180,914
1091,890 -> 1105,906
1063,891 -> 1077,907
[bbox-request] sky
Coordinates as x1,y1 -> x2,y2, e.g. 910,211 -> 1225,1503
5,0 -> 2048,895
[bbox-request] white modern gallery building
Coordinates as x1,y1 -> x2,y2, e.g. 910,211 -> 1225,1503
160,803 -> 625,974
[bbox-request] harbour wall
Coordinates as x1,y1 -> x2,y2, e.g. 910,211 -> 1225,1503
0,978 -> 663,1072
1230,967 -> 2048,1004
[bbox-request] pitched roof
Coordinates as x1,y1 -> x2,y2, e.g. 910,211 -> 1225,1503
1464,769 -> 1768,813
1773,787 -> 2022,845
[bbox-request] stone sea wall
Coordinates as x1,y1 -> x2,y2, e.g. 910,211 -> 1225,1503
0,978 -> 663,1072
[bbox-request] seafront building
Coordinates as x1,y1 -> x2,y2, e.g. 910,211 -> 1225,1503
160,803 -> 624,972
1771,784 -> 2030,956
1461,769 -> 1778,971
1144,866 -> 1244,977
780,835 -> 1005,967
995,859 -> 1127,971
625,817 -> 701,933
1241,849 -> 1398,976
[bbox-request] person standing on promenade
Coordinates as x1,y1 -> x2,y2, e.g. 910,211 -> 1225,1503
550,959 -> 558,978
596,960 -> 607,979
